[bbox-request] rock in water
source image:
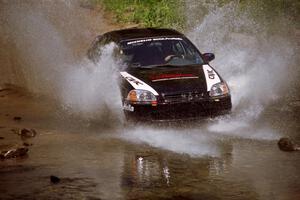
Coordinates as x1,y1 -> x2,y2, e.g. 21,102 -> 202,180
50,175 -> 60,184
0,147 -> 29,159
13,116 -> 22,121
23,142 -> 33,146
19,128 -> 37,138
278,137 -> 300,151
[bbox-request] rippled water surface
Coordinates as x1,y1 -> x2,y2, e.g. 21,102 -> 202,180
0,96 -> 299,200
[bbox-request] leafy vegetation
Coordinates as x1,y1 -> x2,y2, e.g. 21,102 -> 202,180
95,0 -> 186,30
220,0 -> 299,28
95,0 -> 299,32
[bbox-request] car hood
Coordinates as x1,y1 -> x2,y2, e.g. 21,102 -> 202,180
126,65 -> 208,95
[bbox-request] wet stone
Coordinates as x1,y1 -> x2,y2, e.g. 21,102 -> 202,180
11,128 -> 18,134
0,88 -> 10,92
0,147 -> 29,160
278,137 -> 300,152
13,116 -> 22,121
50,175 -> 61,184
23,142 -> 33,146
19,128 -> 37,138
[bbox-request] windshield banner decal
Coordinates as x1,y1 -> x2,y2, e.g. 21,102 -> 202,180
127,37 -> 183,45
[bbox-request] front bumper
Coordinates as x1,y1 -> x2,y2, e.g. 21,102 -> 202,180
124,95 -> 232,121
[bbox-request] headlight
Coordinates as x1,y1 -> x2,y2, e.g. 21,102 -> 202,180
209,82 -> 230,97
126,89 -> 157,105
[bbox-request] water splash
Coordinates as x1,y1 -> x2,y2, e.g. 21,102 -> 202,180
0,1 -> 297,157
60,44 -> 123,121
119,2 -> 296,156
120,126 -> 220,157
187,2 -> 298,136
188,2 -> 297,110
0,1 -> 123,123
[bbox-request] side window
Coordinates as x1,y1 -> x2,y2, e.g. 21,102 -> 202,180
183,41 -> 196,56
87,35 -> 110,63
181,41 -> 203,63
174,41 -> 185,55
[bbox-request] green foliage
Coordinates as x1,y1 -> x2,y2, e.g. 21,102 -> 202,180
230,0 -> 298,24
96,0 -> 186,30
210,0 -> 299,33
95,0 -> 299,32
239,0 -> 299,19
238,0 -> 299,32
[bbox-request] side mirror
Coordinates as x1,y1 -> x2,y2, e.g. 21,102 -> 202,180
203,53 -> 215,62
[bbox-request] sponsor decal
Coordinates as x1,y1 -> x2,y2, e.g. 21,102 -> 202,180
203,65 -> 221,91
150,73 -> 199,82
120,72 -> 159,95
123,103 -> 134,112
207,69 -> 215,79
127,37 -> 183,45
124,76 -> 143,86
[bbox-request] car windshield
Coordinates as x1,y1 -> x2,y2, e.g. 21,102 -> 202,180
119,37 -> 204,68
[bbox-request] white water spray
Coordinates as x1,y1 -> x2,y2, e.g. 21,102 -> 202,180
60,44 -> 123,121
0,1 -> 123,123
1,1 -> 298,157
187,2 -> 298,136
120,2 -> 298,156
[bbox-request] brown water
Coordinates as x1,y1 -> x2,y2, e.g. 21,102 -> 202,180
0,0 -> 300,200
0,88 -> 300,200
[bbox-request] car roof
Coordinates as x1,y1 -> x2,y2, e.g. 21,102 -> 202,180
104,28 -> 184,43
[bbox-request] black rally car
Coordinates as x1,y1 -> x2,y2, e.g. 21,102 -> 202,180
88,28 -> 231,121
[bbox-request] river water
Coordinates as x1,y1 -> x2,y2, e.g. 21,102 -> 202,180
0,0 -> 299,200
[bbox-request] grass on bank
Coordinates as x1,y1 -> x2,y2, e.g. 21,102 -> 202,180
93,0 -> 299,33
94,0 -> 186,30
219,0 -> 299,28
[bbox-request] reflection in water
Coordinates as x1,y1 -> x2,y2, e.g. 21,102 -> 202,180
135,155 -> 171,186
209,156 -> 231,177
120,144 -> 263,200
123,153 -> 169,189
0,121 -> 299,200
163,165 -> 171,186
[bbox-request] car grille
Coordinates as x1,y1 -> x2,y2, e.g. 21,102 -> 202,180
162,92 -> 205,103
152,102 -> 209,120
